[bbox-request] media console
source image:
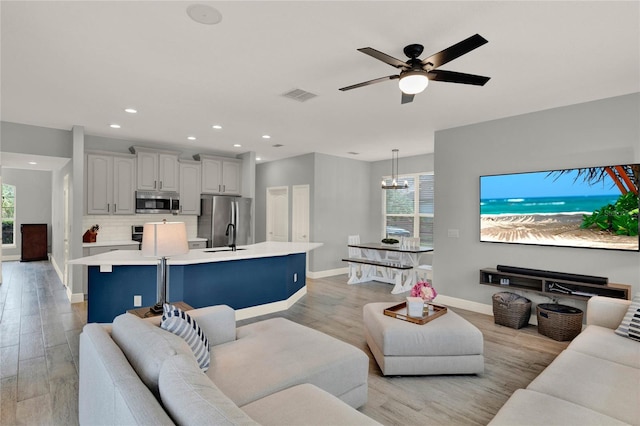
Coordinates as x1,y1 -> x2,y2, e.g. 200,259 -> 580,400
479,266 -> 631,301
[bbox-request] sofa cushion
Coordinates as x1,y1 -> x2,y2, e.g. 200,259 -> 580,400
206,317 -> 369,408
112,313 -> 193,398
488,389 -> 629,426
568,324 -> 640,369
614,293 -> 640,342
526,350 -> 640,425
161,303 -> 210,371
159,354 -> 258,426
241,384 -> 381,426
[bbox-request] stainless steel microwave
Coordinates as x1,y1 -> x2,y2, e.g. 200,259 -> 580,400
135,191 -> 180,214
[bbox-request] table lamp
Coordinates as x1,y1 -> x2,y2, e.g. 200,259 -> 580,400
142,220 -> 189,314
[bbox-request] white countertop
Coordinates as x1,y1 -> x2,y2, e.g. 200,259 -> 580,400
82,240 -> 140,248
70,241 -> 322,266
82,237 -> 207,248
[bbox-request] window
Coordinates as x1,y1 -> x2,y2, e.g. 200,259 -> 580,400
383,173 -> 434,246
2,184 -> 16,246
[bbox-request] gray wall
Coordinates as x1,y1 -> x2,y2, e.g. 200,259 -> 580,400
256,153 -> 375,272
1,122 -> 72,158
1,168 -> 53,258
434,93 -> 640,309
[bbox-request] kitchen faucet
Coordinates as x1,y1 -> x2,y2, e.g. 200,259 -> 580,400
225,223 -> 237,251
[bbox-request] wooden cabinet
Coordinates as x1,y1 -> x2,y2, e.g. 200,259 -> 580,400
21,224 -> 48,261
179,160 -> 201,215
130,146 -> 180,192
195,154 -> 241,195
479,268 -> 631,301
86,153 -> 135,215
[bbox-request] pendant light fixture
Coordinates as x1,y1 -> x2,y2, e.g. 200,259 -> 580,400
381,149 -> 409,189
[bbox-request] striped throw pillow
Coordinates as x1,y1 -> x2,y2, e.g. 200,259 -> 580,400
161,304 -> 211,371
614,293 -> 640,342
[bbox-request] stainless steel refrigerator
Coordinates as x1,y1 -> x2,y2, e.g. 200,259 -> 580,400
198,195 -> 252,248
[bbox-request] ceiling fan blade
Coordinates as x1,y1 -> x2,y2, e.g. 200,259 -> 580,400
358,47 -> 409,69
421,34 -> 488,69
339,74 -> 399,91
401,92 -> 415,104
427,69 -> 490,86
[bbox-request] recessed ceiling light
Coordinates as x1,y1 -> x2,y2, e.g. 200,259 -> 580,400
110,124 -> 121,129
187,136 -> 196,141
212,125 -> 222,130
256,157 -> 262,161
187,4 -> 222,25
124,108 -> 137,114
28,161 -> 37,165
262,135 -> 271,139
233,144 -> 241,147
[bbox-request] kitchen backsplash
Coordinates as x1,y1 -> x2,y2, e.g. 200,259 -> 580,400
83,215 -> 198,242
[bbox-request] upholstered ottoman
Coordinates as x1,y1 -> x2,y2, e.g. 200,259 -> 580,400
363,302 -> 484,376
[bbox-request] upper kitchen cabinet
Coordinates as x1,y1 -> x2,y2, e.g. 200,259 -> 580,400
179,160 -> 201,215
195,154 -> 241,195
130,146 -> 180,192
86,152 -> 136,215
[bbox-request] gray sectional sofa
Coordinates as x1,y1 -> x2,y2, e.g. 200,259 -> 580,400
489,296 -> 640,426
79,305 -> 380,425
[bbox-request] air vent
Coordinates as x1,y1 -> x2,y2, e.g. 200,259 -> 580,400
272,144 -> 284,148
282,88 -> 317,102
348,152 -> 359,155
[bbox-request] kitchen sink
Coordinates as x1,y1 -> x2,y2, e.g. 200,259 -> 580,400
204,248 -> 247,253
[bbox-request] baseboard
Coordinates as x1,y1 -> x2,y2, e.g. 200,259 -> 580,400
307,267 -> 348,279
67,288 -> 84,304
235,286 -> 307,321
50,255 -> 64,285
1,255 -> 20,262
436,294 -> 494,316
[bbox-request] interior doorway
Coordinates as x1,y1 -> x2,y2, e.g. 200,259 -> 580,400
266,186 -> 289,242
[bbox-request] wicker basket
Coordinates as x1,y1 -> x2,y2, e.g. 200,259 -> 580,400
536,303 -> 583,341
492,292 -> 531,329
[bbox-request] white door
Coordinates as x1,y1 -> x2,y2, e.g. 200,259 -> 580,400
266,186 -> 289,242
63,174 -> 70,288
292,185 -> 310,243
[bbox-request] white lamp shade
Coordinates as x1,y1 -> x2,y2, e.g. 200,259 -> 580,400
142,221 -> 189,258
398,72 -> 429,95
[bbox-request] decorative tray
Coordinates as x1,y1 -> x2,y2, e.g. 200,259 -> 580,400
383,302 -> 447,325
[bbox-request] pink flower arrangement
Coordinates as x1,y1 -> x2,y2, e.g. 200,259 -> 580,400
411,281 -> 437,302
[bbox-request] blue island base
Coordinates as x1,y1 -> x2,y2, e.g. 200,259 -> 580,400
88,253 -> 307,323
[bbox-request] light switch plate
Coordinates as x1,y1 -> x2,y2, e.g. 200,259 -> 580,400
447,229 -> 460,238
133,295 -> 142,307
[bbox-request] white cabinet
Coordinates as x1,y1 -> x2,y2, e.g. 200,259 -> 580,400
179,160 -> 201,215
196,154 -> 241,195
86,153 -> 135,215
131,146 -> 180,192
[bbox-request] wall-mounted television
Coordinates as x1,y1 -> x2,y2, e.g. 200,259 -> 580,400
480,164 -> 639,251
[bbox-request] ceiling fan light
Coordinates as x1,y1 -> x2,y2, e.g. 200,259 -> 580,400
399,72 -> 429,95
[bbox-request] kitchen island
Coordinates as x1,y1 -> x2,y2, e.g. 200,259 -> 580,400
69,241 -> 322,323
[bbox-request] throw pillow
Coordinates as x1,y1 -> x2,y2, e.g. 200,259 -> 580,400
614,293 -> 640,342
161,304 -> 211,371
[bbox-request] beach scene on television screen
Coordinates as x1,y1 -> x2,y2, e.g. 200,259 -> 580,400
480,165 -> 639,251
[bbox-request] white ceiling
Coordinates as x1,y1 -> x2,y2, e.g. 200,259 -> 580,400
1,1 -> 638,168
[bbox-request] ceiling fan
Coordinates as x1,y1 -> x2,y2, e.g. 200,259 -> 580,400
339,34 -> 490,104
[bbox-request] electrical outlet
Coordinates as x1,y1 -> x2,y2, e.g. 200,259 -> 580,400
133,295 -> 142,307
293,273 -> 298,283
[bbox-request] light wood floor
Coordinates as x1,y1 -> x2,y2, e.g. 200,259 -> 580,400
0,261 -> 568,425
